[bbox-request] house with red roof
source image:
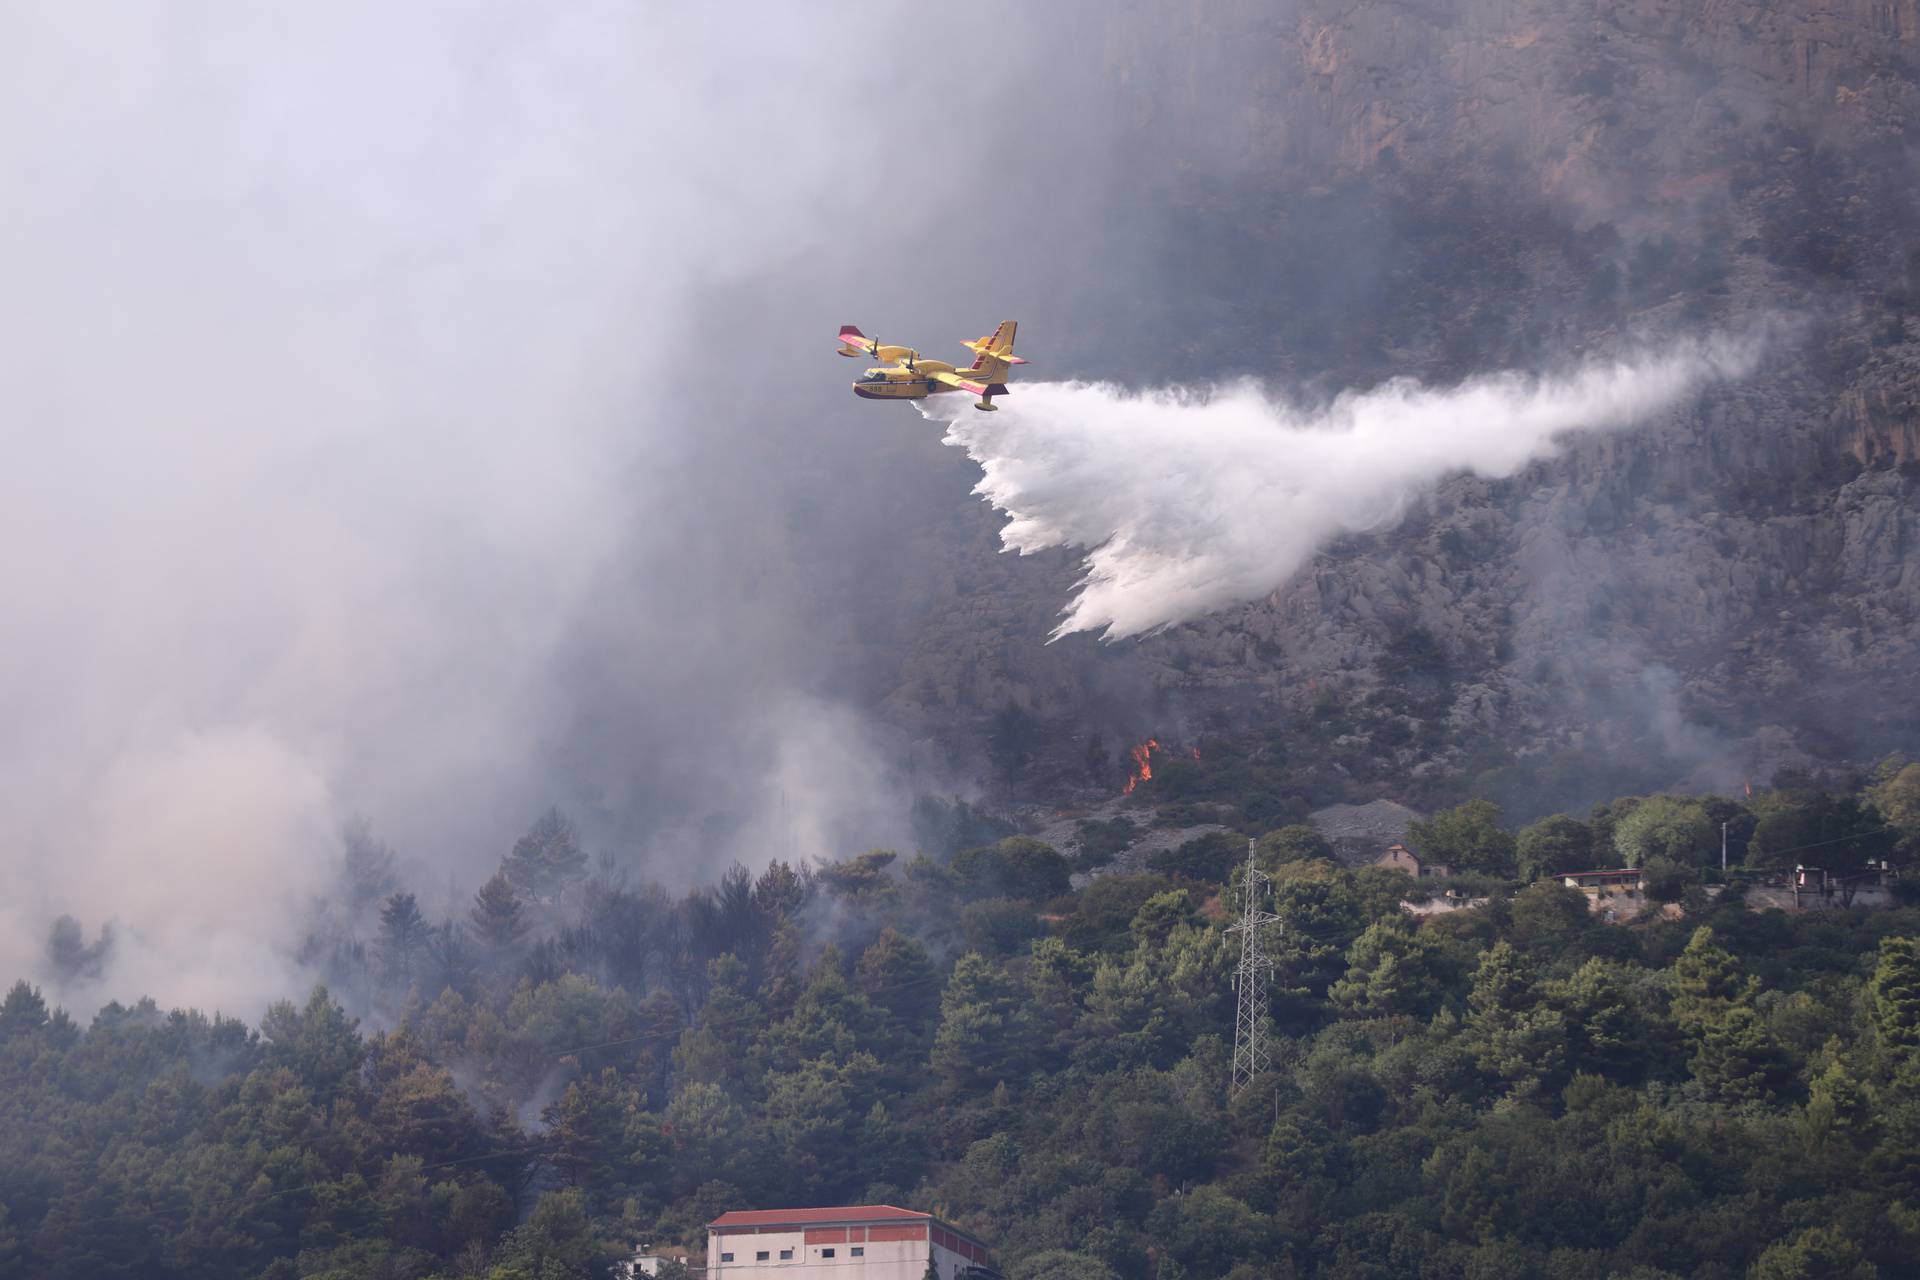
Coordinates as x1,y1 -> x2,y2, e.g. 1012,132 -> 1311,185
705,1205 -> 1000,1280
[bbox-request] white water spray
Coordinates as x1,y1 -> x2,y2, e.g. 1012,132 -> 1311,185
919,337 -> 1760,639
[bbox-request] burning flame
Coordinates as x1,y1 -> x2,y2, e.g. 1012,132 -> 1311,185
1122,738 -> 1161,794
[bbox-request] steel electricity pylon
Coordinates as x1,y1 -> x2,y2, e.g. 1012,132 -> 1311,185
1227,838 -> 1280,1094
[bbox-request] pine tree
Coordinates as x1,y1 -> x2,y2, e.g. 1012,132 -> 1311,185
1329,920 -> 1446,1019
340,817 -> 400,921
855,927 -> 938,1041
1802,1056 -> 1875,1161
469,873 -> 528,952
501,807 -> 587,902
423,920 -> 478,995
1466,942 -> 1565,1097
932,953 -> 1026,1092
1552,957 -> 1655,1080
1690,1002 -> 1788,1103
0,980 -> 49,1040
1669,926 -> 1746,1035
44,915 -> 111,983
1866,936 -> 1920,1060
377,892 -> 430,987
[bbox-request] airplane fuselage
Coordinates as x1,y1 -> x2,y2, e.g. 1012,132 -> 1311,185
852,359 -> 957,400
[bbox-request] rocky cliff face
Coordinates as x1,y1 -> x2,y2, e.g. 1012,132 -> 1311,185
873,0 -> 1920,809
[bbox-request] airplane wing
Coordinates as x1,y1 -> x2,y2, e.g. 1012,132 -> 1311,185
929,371 -> 992,395
836,325 -> 918,364
931,370 -> 1012,411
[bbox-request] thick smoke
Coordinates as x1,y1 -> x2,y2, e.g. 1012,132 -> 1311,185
920,337 -> 1760,639
0,2 -> 1113,1017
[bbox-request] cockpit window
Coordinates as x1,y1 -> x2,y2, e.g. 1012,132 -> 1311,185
861,370 -> 890,383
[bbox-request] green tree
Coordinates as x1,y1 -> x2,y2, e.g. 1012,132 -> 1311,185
485,1188 -> 609,1279
367,1041 -> 484,1160
1515,814 -> 1594,879
1669,926 -> 1746,1035
665,1081 -> 744,1194
0,979 -> 49,1039
951,836 -> 1071,902
377,892 -> 430,987
1012,1252 -> 1121,1280
1613,795 -> 1716,868
932,953 -> 1026,1091
1866,936 -> 1920,1062
469,872 -> 528,952
1550,958 -> 1658,1080
1073,956 -> 1176,1071
1149,830 -> 1244,883
1408,799 -> 1517,876
1747,1225 -> 1877,1279
854,927 -> 938,1040
1269,862 -> 1366,1010
260,986 -> 364,1104
1128,888 -> 1199,950
1870,762 -> 1920,851
1801,1056 -> 1875,1162
1465,942 -> 1565,1097
1662,929 -> 1786,1101
1504,880 -> 1594,955
764,1053 -> 879,1199
45,914 -> 111,982
545,1069 -> 647,1199
1257,824 -> 1334,867
817,849 -> 899,899
1691,1002 -> 1789,1103
961,899 -> 1043,957
1328,919 -> 1448,1019
1747,792 -> 1890,875
501,807 -> 587,902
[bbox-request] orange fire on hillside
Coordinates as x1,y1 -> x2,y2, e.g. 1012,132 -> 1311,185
1122,738 -> 1162,794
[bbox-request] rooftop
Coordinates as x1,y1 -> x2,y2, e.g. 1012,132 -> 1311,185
709,1205 -> 931,1229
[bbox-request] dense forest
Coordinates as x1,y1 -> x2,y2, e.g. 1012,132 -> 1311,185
5,754 -> 1920,1280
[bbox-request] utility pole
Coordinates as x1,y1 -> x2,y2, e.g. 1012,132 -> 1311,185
1228,839 -> 1280,1095
1721,820 -> 1729,875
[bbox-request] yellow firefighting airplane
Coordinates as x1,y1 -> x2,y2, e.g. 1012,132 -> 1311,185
837,320 -> 1026,411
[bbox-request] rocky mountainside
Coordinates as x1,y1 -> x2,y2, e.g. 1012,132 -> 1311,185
871,0 -> 1920,811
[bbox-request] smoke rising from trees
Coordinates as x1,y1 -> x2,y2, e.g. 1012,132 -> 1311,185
921,336 -> 1763,639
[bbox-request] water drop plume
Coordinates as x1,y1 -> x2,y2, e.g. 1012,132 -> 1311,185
920,335 -> 1760,639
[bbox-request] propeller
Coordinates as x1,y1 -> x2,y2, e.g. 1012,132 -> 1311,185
869,336 -> 881,359
905,350 -> 917,373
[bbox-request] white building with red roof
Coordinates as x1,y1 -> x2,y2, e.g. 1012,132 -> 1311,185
707,1205 -> 999,1280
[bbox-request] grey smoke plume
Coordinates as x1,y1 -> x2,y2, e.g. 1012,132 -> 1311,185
920,337 -> 1760,639
0,2 -> 1107,1016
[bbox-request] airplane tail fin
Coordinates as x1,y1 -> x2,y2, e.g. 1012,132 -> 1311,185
837,324 -> 872,357
963,320 -> 1027,374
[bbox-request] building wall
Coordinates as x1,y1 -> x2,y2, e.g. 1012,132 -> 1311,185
1745,884 -> 1896,912
707,1226 -> 986,1280
1373,845 -> 1447,878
